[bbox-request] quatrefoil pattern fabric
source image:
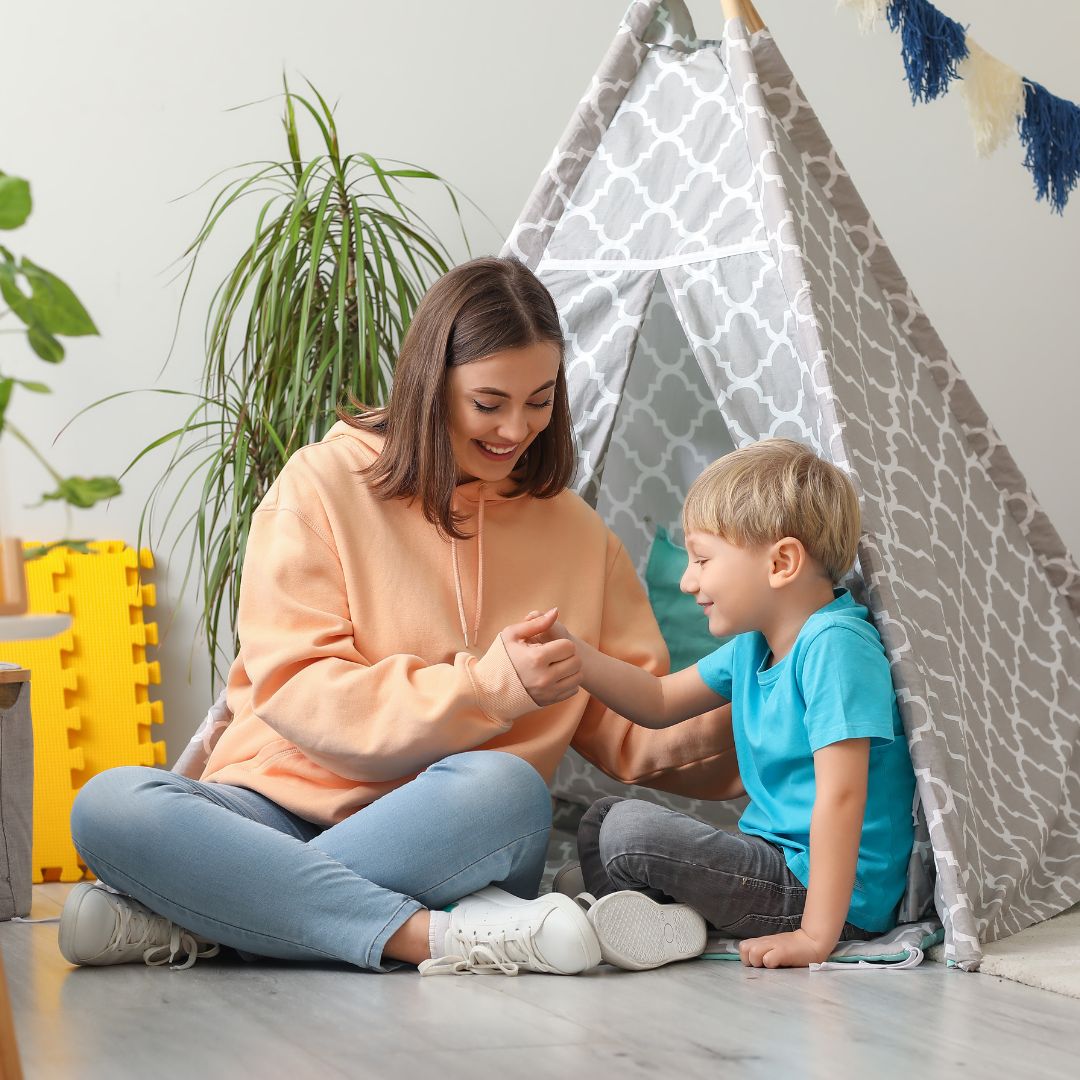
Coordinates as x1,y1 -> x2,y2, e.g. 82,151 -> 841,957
502,0 -> 1080,970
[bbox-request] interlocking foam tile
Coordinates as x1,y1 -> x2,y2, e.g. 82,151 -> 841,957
9,542 -> 165,881
57,542 -> 165,785
3,547 -> 84,882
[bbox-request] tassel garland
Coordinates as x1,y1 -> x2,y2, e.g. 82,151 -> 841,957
885,0 -> 969,104
836,0 -> 1079,211
836,0 -> 884,34
1018,81 -> 1080,215
958,41 -> 1025,158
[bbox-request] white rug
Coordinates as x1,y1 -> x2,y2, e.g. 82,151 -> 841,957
930,904 -> 1080,998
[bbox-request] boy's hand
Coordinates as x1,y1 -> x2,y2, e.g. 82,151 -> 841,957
738,928 -> 834,969
501,608 -> 582,707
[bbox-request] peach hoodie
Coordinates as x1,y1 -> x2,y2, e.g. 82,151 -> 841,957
201,421 -> 734,825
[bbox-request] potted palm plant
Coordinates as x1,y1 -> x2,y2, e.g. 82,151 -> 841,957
0,170 -> 120,614
109,80 -> 473,682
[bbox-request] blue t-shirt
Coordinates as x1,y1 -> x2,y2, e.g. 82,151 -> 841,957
697,590 -> 915,932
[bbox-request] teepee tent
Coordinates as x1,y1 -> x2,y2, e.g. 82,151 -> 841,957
501,0 -> 1080,970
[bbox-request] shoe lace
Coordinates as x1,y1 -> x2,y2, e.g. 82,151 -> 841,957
143,926 -> 221,971
419,926 -> 553,977
108,903 -> 219,971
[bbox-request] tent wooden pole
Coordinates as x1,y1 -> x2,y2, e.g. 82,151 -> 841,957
720,0 -> 767,33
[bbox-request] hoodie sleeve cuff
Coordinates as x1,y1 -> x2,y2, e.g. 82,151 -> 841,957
469,633 -> 540,723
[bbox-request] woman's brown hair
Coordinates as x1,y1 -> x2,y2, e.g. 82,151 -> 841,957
339,256 -> 575,540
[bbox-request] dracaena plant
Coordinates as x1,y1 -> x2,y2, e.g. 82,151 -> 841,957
98,80 -> 472,685
0,170 -> 121,541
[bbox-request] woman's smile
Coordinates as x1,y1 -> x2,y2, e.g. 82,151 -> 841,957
473,439 -> 520,461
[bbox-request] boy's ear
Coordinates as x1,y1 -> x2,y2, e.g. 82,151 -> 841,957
767,536 -> 806,588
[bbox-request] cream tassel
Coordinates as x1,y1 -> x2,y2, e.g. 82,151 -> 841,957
836,0 -> 885,34
958,39 -> 1025,157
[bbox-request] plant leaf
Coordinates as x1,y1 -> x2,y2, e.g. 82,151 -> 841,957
0,174 -> 32,230
0,376 -> 12,432
21,258 -> 99,336
24,539 -> 94,560
41,475 -> 122,508
0,260 -> 33,323
28,325 -> 65,362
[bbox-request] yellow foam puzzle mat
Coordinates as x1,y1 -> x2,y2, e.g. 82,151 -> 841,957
3,542 -> 165,882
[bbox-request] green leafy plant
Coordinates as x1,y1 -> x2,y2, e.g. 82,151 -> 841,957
104,81 -> 472,684
0,171 -> 121,533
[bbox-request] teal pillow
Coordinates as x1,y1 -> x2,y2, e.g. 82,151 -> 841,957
645,526 -> 729,672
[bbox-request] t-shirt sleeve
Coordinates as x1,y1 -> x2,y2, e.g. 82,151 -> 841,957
696,638 -> 736,700
798,626 -> 897,753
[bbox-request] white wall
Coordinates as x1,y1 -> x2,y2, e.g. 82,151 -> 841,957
3,0 -> 1078,758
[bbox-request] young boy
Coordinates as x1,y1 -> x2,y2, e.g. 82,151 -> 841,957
551,438 -> 915,970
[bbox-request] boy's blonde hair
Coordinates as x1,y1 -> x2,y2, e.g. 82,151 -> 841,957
682,439 -> 860,582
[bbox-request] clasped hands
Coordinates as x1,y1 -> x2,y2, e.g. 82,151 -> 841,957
499,607 -> 581,707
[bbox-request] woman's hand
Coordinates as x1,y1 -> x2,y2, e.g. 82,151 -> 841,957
501,608 -> 582,707
737,928 -> 834,969
522,609 -> 574,647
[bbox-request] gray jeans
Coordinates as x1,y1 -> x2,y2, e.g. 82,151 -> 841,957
578,797 -> 874,941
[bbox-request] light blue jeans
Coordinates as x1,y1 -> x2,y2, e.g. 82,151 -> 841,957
70,750 -> 552,972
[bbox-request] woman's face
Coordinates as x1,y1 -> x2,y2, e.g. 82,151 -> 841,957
445,341 -> 562,484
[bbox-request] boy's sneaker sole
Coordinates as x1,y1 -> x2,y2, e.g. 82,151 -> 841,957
587,892 -> 707,971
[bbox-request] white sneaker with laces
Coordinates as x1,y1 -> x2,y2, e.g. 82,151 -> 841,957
418,886 -> 601,977
576,890 -> 707,971
59,882 -> 221,970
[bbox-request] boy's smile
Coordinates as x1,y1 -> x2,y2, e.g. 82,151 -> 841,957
681,530 -> 772,639
682,526 -> 840,664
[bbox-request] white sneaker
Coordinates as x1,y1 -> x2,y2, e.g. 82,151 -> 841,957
58,882 -> 220,970
577,890 -> 707,971
418,886 -> 601,977
551,861 -> 584,898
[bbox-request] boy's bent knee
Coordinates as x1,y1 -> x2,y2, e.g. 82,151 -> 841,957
596,799 -> 669,864
580,795 -> 624,829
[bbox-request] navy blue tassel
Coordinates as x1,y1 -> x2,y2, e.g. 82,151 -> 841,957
1018,80 -> 1080,214
885,0 -> 969,104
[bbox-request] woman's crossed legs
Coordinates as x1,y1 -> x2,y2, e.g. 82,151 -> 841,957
68,750 -> 553,972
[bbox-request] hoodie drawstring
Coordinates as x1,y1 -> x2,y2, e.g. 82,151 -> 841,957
450,486 -> 485,649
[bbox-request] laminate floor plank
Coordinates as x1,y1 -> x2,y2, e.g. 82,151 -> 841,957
4,885 -> 1079,1079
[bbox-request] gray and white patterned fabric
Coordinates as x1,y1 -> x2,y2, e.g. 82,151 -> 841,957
704,919 -> 943,969
501,0 -> 1080,971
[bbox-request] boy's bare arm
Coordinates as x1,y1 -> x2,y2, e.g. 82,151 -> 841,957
527,612 -> 727,729
577,633 -> 726,729
740,738 -> 869,967
799,739 -> 870,952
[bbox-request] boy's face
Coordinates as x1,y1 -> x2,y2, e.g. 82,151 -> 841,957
681,530 -> 773,638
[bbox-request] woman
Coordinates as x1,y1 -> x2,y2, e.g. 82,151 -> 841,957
59,257 -> 735,977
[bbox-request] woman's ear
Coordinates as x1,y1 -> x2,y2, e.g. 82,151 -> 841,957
767,536 -> 806,588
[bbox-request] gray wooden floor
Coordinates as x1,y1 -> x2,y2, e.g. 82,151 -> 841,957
4,883 -> 1080,1080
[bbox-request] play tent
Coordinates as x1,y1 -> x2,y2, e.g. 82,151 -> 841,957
501,0 -> 1080,969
